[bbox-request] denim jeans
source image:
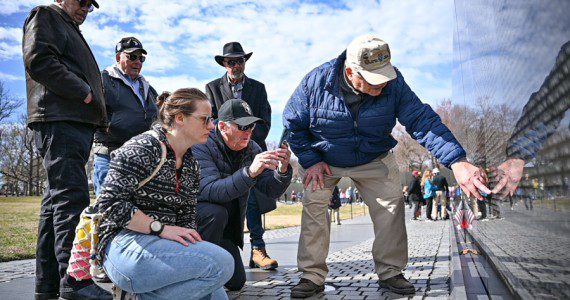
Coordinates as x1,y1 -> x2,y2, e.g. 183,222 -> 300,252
103,229 -> 233,300
31,121 -> 94,293
246,192 -> 265,248
92,154 -> 111,197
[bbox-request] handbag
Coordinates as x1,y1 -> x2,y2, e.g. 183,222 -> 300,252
67,130 -> 167,281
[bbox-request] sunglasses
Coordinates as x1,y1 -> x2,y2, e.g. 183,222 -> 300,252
125,53 -> 146,62
191,114 -> 213,125
224,58 -> 245,67
236,123 -> 256,131
76,0 -> 94,12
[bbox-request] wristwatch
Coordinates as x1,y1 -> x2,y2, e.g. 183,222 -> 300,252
149,220 -> 164,236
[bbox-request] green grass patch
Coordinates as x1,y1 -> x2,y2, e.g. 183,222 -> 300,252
0,197 -> 367,261
0,196 -> 41,262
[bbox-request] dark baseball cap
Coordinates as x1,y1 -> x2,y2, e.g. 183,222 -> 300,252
115,37 -> 147,54
218,99 -> 263,126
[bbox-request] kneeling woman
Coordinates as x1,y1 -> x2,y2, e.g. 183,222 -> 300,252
96,88 -> 233,299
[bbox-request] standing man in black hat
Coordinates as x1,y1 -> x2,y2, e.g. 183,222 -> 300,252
193,99 -> 292,290
22,0 -> 111,299
205,42 -> 277,270
93,37 -> 158,197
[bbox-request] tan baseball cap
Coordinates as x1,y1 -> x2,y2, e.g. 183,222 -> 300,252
346,35 -> 397,85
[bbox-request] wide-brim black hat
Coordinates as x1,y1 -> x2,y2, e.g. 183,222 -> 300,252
215,42 -> 253,66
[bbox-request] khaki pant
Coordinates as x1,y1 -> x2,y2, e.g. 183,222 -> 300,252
432,191 -> 447,219
297,152 -> 408,285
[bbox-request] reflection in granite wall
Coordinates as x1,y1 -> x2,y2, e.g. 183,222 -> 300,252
453,0 -> 569,298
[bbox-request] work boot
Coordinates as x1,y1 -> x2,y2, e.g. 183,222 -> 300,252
378,273 -> 416,295
112,284 -> 136,300
291,278 -> 325,298
249,248 -> 278,270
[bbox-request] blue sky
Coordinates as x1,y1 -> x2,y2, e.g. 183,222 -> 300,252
0,0 -> 454,142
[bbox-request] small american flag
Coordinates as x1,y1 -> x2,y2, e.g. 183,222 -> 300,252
454,199 -> 475,229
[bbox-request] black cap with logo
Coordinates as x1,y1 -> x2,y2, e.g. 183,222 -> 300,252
115,37 -> 147,54
218,99 -> 263,126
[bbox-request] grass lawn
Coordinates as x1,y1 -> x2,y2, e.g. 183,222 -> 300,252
0,197 -> 41,262
0,196 -> 367,262
263,202 -> 367,229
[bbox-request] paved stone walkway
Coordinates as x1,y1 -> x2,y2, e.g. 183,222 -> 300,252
469,202 -> 570,299
0,207 -> 452,299
228,211 -> 452,299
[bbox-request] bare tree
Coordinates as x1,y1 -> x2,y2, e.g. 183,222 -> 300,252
0,81 -> 20,123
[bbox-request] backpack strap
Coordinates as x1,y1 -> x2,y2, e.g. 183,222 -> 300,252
137,130 -> 167,189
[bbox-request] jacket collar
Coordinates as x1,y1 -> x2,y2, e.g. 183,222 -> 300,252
105,65 -> 150,99
220,73 -> 250,100
49,4 -> 80,29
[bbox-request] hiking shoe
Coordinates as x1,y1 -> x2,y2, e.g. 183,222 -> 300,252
378,273 -> 416,295
112,284 -> 136,300
291,278 -> 325,298
249,248 -> 278,270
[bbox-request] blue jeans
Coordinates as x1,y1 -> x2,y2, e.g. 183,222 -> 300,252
92,154 -> 111,197
246,192 -> 265,248
103,229 -> 234,300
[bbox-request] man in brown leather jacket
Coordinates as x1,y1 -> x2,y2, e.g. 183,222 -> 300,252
22,1 -> 110,299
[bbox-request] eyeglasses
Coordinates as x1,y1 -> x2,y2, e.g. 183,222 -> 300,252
125,53 -> 146,62
224,58 -> 245,67
190,114 -> 213,125
76,0 -> 94,12
236,123 -> 256,131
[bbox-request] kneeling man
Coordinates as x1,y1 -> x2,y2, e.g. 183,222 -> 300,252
193,99 -> 292,290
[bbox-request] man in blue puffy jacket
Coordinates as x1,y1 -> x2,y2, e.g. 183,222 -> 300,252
283,35 -> 491,297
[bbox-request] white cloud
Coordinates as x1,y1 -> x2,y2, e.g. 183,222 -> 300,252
2,0 -> 456,140
0,71 -> 23,81
144,74 -> 209,96
0,0 -> 43,15
0,27 -> 22,60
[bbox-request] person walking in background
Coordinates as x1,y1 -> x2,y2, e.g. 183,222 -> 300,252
283,34 -> 489,297
22,1 -> 112,298
92,37 -> 158,197
97,88 -> 233,299
328,186 -> 342,225
408,171 -> 423,220
291,190 -> 297,202
431,168 -> 450,220
205,42 -> 276,270
421,170 -> 436,222
340,189 -> 346,204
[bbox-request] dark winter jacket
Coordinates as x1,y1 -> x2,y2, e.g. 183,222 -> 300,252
94,65 -> 158,152
408,177 -> 423,200
192,130 -> 292,248
23,5 -> 106,128
283,51 -> 466,169
206,74 -> 271,151
97,125 -> 200,261
432,174 -> 449,193
329,186 -> 341,209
